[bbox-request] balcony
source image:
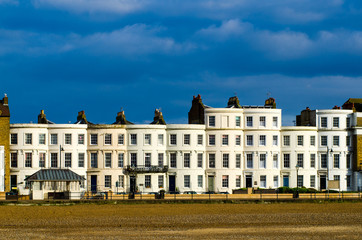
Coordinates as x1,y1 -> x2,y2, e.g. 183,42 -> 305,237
123,165 -> 169,174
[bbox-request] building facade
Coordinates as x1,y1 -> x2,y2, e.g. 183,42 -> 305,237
1,94 -> 362,195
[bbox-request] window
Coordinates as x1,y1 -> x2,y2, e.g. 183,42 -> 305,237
144,134 -> 151,145
235,116 -> 241,127
105,153 -> 112,168
51,153 -> 58,168
118,175 -> 124,188
209,135 -> 215,145
310,136 -> 315,146
25,133 -> 32,145
333,136 -> 339,146
78,134 -> 84,145
321,154 -> 327,168
170,153 -> 176,168
11,153 -> 17,168
333,154 -> 340,168
145,153 -> 151,167
130,134 -> 137,145
310,154 -> 315,168
283,154 -> 290,168
184,153 -> 190,168
197,135 -> 203,145
78,153 -> 84,168
346,117 -> 351,128
273,154 -> 278,168
297,175 -> 303,188
105,175 -> 111,188
273,135 -> 278,146
104,134 -> 112,145
198,175 -> 203,188
346,136 -> 350,147
90,134 -> 98,145
333,117 -> 339,128
91,153 -> 98,168
347,175 -> 351,188
260,176 -> 266,188
259,135 -> 266,146
184,175 -> 190,188
297,136 -> 303,146
118,134 -> 124,145
158,175 -> 164,188
321,136 -> 327,146
197,153 -> 203,168
118,153 -> 124,168
158,153 -> 164,167
236,175 -> 241,188
145,175 -> 151,188
235,135 -> 241,146
158,134 -> 164,145
65,153 -> 72,168
283,136 -> 290,146
273,117 -> 278,127
222,175 -> 229,188
51,134 -> 58,145
209,116 -> 215,127
25,152 -> 32,167
321,117 -> 327,128
236,154 -> 241,168
246,154 -> 253,168
222,154 -> 229,168
246,135 -> 253,146
222,135 -> 229,145
65,134 -> 72,145
39,153 -> 45,168
39,134 -> 46,145
310,175 -> 315,188
170,134 -> 176,145
334,175 -> 340,181
246,116 -> 253,127
259,116 -> 266,127
260,154 -> 266,168
184,134 -> 190,145
131,153 -> 137,167
297,154 -> 304,168
208,154 -> 215,168
10,134 -> 17,145
346,154 -> 351,169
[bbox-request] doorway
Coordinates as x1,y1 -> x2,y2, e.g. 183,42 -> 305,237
320,175 -> 326,190
169,175 -> 176,192
208,176 -> 214,192
245,176 -> 252,188
91,175 -> 97,193
130,176 -> 137,193
283,176 -> 289,187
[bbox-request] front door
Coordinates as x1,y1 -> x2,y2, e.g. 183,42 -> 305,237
320,175 -> 326,190
208,176 -> 214,192
246,176 -> 252,188
130,176 -> 137,193
283,176 -> 289,187
169,175 -> 176,192
91,175 -> 97,193
10,175 -> 17,191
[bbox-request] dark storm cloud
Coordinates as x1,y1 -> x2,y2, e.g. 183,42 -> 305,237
0,0 -> 361,124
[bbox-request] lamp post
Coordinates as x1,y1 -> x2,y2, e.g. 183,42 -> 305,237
295,164 -> 300,198
59,145 -> 64,168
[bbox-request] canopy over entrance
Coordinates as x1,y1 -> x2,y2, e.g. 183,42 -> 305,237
25,169 -> 85,182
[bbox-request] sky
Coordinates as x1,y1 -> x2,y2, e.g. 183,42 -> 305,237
1,0 -> 362,125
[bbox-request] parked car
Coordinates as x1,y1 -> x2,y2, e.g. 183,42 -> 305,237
183,191 -> 197,194
218,191 -> 229,194
169,191 -> 180,194
148,192 -> 158,195
202,191 -> 215,194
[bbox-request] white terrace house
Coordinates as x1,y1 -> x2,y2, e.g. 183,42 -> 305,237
7,96 -> 362,195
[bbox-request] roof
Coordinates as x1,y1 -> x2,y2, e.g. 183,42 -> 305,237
25,169 -> 85,182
